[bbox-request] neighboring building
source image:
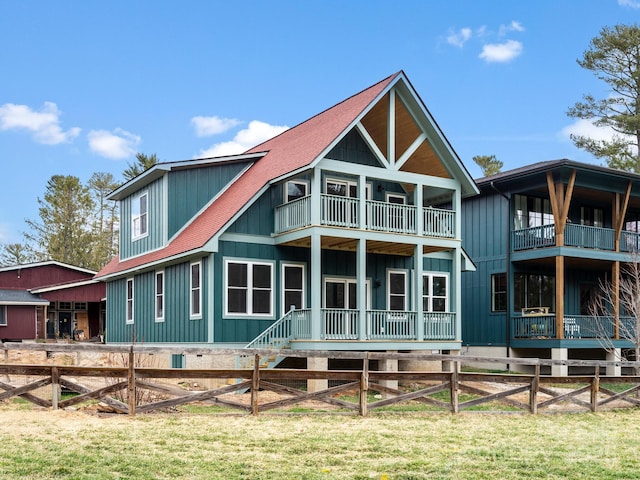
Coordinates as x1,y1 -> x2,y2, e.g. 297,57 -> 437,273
461,160 -> 640,374
0,261 -> 106,341
96,71 -> 478,365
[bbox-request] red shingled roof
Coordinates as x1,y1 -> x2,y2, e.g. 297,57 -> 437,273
96,72 -> 400,279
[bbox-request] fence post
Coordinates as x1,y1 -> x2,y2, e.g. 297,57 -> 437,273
530,363 -> 540,414
251,354 -> 260,415
591,368 -> 600,413
51,366 -> 59,410
360,354 -> 369,417
450,368 -> 459,414
127,346 -> 136,416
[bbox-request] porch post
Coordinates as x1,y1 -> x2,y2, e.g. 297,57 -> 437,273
357,238 -> 367,340
556,256 -> 564,339
612,261 -> 620,339
453,245 -> 462,341
310,169 -> 321,225
415,244 -> 424,341
415,184 -> 423,236
311,233 -> 322,340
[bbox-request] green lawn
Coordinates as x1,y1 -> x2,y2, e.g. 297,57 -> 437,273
1,405 -> 640,479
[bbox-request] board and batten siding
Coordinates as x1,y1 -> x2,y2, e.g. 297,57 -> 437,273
167,162 -> 251,238
106,259 -> 209,343
460,192 -> 509,346
326,129 -> 380,167
120,178 -> 165,261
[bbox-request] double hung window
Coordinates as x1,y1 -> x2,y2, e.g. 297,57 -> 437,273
132,192 -> 148,239
190,262 -> 201,318
155,271 -> 164,321
225,260 -> 274,317
126,278 -> 134,323
423,273 -> 449,312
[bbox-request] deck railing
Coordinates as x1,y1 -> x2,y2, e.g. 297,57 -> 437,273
275,195 -> 456,238
511,224 -> 633,252
368,311 -> 417,339
511,314 -> 626,339
511,225 -> 556,250
423,312 -> 456,340
322,308 -> 359,340
565,224 -> 615,250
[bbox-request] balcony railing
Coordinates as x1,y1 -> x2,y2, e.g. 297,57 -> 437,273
274,195 -> 456,238
565,224 -> 615,250
511,314 -> 624,339
512,223 -> 620,252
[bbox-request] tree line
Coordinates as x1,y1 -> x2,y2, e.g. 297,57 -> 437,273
0,153 -> 157,270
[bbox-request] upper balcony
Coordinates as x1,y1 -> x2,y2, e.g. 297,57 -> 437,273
511,223 -> 640,254
274,194 -> 456,238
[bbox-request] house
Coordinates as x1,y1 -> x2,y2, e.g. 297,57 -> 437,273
0,261 -> 106,341
95,71 -> 479,372
461,159 -> 640,374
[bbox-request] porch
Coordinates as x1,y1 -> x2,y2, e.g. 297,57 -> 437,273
511,224 -> 640,253
511,314 -> 632,340
246,308 -> 457,351
274,195 -> 455,237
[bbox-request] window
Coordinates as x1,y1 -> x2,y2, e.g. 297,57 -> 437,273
286,180 -> 308,202
491,273 -> 507,312
580,206 -> 604,228
388,270 -> 407,311
514,194 -> 553,229
514,273 -> 555,312
59,302 -> 72,310
0,306 -> 6,326
126,278 -> 134,324
74,302 -> 87,310
225,260 -> 274,316
132,192 -> 148,239
423,273 -> 449,312
190,262 -> 201,318
282,263 -> 305,311
155,271 -> 164,321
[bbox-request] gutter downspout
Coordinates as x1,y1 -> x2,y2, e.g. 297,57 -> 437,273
491,181 -> 511,367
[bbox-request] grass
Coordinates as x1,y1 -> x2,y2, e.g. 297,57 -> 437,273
2,404 -> 640,479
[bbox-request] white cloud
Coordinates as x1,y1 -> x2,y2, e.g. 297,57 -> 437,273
87,128 -> 141,159
560,118 -> 638,155
446,28 -> 472,48
499,20 -> 525,36
191,115 -> 242,137
479,40 -> 523,63
0,101 -> 80,145
619,0 -> 640,8
198,120 -> 288,158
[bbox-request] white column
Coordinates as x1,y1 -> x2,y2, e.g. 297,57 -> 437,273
415,244 -> 424,340
311,233 -> 322,340
606,348 -> 622,376
357,238 -> 367,340
551,348 -> 568,376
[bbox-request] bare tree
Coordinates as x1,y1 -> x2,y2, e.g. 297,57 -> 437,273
589,254 -> 640,374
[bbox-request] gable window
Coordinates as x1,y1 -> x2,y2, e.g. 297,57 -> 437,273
388,270 -> 407,311
126,278 -> 134,324
0,306 -> 6,326
423,273 -> 449,312
282,263 -> 305,312
225,259 -> 274,317
190,262 -> 201,318
155,271 -> 164,321
286,180 -> 308,202
514,273 -> 555,312
491,273 -> 507,312
132,192 -> 148,240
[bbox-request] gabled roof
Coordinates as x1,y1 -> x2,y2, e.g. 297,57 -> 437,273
0,289 -> 49,305
97,71 -> 476,279
0,261 -> 96,275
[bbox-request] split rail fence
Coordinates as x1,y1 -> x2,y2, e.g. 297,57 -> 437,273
2,343 -> 640,416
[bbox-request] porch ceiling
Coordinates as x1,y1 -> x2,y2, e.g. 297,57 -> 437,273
278,236 -> 449,256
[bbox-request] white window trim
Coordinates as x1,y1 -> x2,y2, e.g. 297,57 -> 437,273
285,180 -> 309,203
322,276 -> 371,309
387,269 -> 408,311
190,261 -> 202,319
155,270 -> 165,322
126,278 -> 134,324
386,192 -> 407,204
281,262 -> 306,312
423,272 -> 450,313
224,259 -> 275,318
0,305 -> 6,326
132,191 -> 149,241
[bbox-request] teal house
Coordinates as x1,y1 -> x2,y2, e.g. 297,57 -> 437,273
461,160 -> 640,374
96,72 -> 478,363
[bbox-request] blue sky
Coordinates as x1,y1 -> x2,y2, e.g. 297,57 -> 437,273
1,0 -> 639,244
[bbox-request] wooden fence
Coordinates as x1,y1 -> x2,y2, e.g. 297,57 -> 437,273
1,342 -> 640,416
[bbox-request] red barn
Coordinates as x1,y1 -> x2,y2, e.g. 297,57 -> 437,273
0,262 -> 105,341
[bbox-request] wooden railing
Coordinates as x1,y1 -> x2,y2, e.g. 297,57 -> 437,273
3,344 -> 640,416
511,224 -> 636,252
565,224 -> 615,250
366,200 -> 417,234
511,314 -> 625,339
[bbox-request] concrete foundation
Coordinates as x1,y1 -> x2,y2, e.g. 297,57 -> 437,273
378,355 -> 398,393
441,350 -> 460,372
551,348 -> 568,376
307,356 -> 328,392
606,349 -> 622,376
461,346 -> 509,371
